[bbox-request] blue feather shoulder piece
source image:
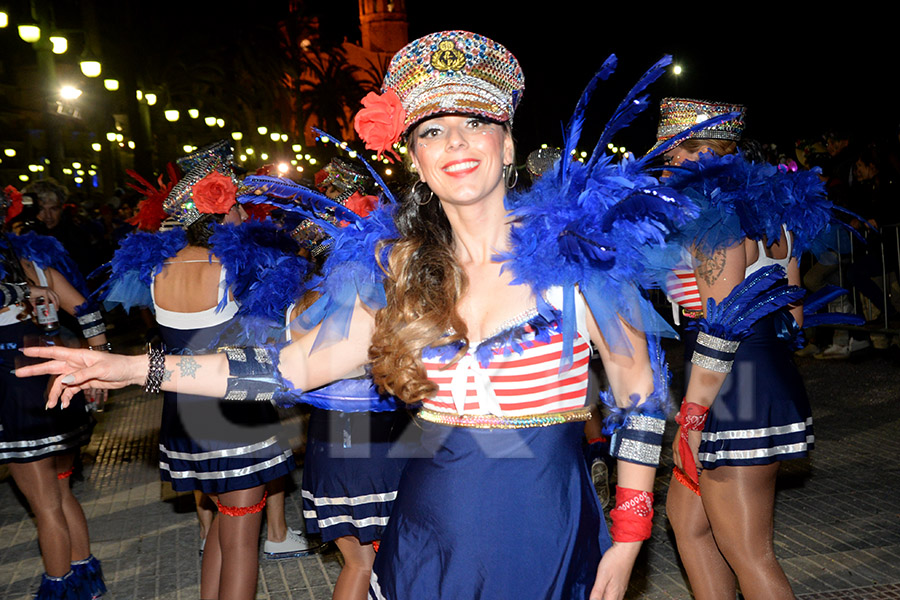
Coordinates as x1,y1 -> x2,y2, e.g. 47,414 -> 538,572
664,152 -> 835,257
209,220 -> 310,344
6,232 -> 89,296
300,201 -> 399,351
497,56 -> 696,362
96,228 -> 187,312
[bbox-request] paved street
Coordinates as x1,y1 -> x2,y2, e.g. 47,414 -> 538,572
2,336 -> 899,599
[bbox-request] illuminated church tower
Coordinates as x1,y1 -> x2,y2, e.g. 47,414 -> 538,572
358,0 -> 408,54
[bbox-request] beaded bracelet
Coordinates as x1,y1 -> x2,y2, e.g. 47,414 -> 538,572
145,345 -> 166,394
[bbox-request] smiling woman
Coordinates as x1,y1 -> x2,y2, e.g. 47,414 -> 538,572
19,30 -> 689,600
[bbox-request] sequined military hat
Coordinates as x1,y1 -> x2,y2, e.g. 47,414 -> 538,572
165,140 -> 239,226
651,97 -> 746,151
354,30 -> 525,158
318,157 -> 374,196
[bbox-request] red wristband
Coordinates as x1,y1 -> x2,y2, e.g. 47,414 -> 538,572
57,467 -> 74,480
675,398 -> 708,431
609,486 -> 653,542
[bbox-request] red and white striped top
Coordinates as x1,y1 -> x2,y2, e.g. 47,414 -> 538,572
422,325 -> 592,417
665,268 -> 702,312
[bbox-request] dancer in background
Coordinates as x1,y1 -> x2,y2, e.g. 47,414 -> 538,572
0,185 -> 107,599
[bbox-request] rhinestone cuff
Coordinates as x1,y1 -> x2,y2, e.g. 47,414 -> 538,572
610,414 -> 666,467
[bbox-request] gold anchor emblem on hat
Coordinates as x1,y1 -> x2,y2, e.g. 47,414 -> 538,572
431,40 -> 466,71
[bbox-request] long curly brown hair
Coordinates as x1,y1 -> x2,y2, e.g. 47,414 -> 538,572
368,179 -> 469,403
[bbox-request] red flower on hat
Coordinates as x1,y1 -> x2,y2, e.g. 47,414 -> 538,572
344,192 -> 378,220
354,89 -> 405,160
3,185 -> 23,223
193,171 -> 236,214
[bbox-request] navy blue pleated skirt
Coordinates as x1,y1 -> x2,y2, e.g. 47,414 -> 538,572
302,407 -> 412,543
157,324 -> 295,493
369,419 -> 611,600
685,317 -> 814,469
0,320 -> 93,464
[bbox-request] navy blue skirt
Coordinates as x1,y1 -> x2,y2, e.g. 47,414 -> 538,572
157,324 -> 295,493
685,317 -> 814,469
369,419 -> 611,600
0,320 -> 93,464
302,407 -> 412,543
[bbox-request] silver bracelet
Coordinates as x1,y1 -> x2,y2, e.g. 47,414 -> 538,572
89,342 -> 112,352
145,346 -> 166,394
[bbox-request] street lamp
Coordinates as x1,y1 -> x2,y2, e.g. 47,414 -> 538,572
103,79 -> 119,91
164,108 -> 179,122
204,116 -> 216,127
91,143 -> 102,151
673,65 -> 683,76
144,93 -> 157,106
4,149 -> 16,157
0,11 -> 8,28
50,35 -> 67,54
231,132 -> 243,141
257,126 -> 267,135
18,23 -> 40,43
269,132 -> 280,141
106,132 -> 117,142
79,48 -> 102,77
188,108 -> 199,119
60,85 -> 82,100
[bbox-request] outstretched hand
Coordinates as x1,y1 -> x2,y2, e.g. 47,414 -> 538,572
16,346 -> 143,409
590,541 -> 641,600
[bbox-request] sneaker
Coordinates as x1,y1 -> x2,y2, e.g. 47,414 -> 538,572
263,528 -> 322,559
591,458 -> 610,509
848,338 -> 871,353
814,343 -> 849,359
794,343 -> 820,358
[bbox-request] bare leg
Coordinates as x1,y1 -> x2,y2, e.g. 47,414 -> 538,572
666,474 -> 736,599
333,536 -> 376,600
265,477 -> 287,542
54,454 -> 91,561
195,491 -> 215,544
9,457 -> 71,576
200,486 -> 266,600
701,464 -> 793,600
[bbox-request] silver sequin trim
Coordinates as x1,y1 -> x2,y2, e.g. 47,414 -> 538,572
691,352 -> 733,373
696,332 -> 740,353
82,324 -> 106,338
702,418 -> 812,442
624,414 -> 666,434
77,311 -> 102,325
615,438 -> 662,466
225,389 -> 248,401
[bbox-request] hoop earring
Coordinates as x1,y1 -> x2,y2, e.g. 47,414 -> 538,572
414,181 -> 433,206
504,164 -> 518,189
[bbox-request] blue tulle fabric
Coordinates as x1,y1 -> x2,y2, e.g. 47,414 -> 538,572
1,232 -> 89,297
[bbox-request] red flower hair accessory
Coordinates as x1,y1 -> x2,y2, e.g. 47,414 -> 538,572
2,185 -> 24,223
354,89 -> 405,161
192,171 -> 237,214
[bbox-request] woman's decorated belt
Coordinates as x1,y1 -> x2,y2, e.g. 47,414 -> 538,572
417,406 -> 592,429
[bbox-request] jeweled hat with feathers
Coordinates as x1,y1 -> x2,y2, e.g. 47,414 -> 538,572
651,97 -> 746,152
354,30 -> 525,159
164,140 -> 239,226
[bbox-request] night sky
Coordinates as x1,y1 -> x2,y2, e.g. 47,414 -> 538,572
316,1 -> 899,158
24,1 -> 899,162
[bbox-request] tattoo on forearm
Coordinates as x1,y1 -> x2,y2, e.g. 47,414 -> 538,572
694,248 -> 727,286
177,356 -> 200,379
163,369 -> 172,382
